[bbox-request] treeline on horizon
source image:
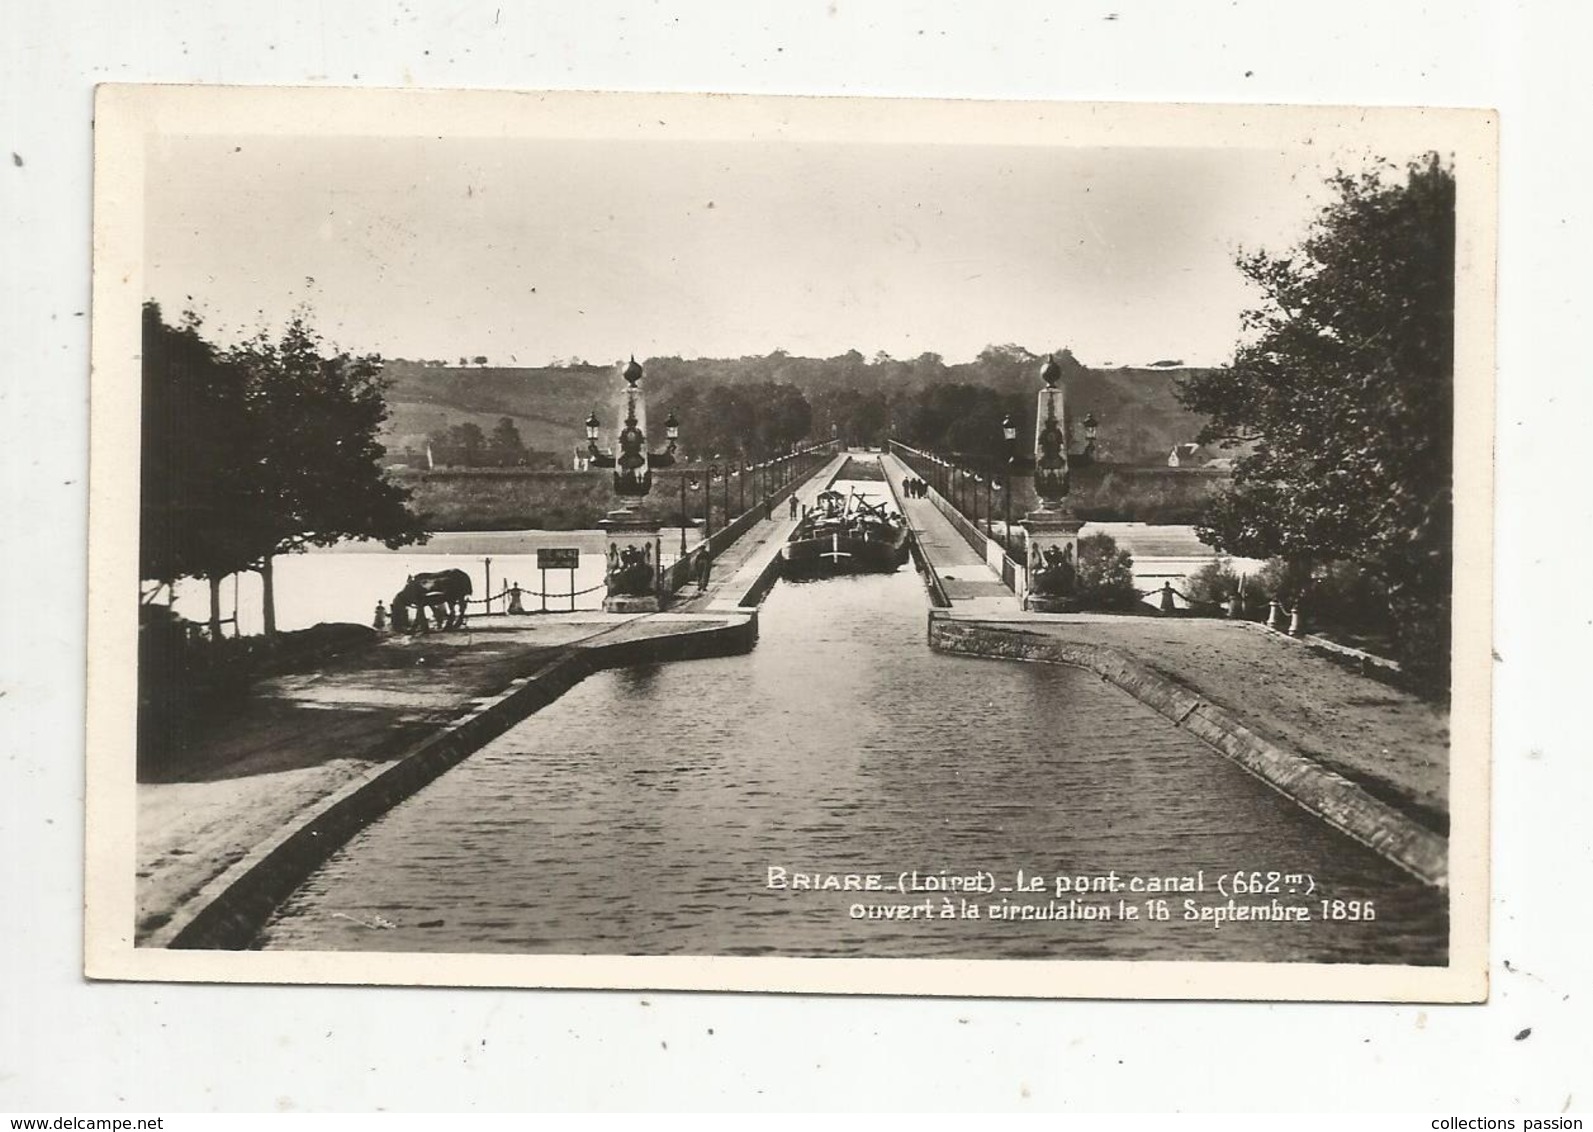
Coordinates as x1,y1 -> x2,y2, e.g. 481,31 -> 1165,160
382,345 -> 1215,467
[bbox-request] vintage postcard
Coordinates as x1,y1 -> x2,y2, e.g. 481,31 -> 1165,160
86,85 -> 1495,1000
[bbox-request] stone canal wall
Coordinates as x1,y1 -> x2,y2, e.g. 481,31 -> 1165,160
156,614 -> 758,950
927,614 -> 1448,890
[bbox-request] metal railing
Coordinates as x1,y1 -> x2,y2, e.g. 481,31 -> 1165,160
889,440 -> 1026,595
659,443 -> 838,601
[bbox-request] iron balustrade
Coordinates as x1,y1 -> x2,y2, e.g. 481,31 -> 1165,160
889,439 -> 1027,595
657,444 -> 839,601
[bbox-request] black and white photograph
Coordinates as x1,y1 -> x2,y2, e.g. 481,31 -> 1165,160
85,87 -> 1494,999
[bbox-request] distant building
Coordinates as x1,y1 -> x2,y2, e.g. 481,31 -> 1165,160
1167,443 -> 1234,470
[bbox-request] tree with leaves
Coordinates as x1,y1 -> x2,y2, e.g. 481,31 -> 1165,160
141,303 -> 258,635
1074,532 -> 1141,611
489,416 -> 526,466
1177,155 -> 1455,682
228,313 -> 428,634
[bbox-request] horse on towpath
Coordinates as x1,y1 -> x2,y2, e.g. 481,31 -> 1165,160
391,569 -> 473,632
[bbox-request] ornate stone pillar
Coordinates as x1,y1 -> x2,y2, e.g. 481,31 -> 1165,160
588,357 -> 675,613
1020,355 -> 1084,612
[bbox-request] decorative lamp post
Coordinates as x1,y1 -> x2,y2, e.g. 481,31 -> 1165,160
677,472 -> 689,556
1002,414 -> 1018,555
1019,355 -> 1093,612
582,356 -> 679,612
657,410 -> 684,555
703,466 -> 715,539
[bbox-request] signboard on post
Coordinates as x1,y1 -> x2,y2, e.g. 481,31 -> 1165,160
537,548 -> 580,571
536,548 -> 580,612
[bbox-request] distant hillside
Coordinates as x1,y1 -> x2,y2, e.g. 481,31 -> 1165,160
380,359 -> 612,456
377,353 -> 1225,466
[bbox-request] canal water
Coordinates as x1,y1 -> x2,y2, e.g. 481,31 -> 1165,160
260,555 -> 1447,964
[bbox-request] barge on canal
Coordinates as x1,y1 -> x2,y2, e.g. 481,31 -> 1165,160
780,488 -> 911,576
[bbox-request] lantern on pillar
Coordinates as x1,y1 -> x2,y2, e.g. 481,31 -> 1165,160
1019,355 -> 1088,612
582,357 -> 682,611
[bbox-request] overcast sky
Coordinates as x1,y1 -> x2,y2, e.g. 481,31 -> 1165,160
146,133 -> 1416,368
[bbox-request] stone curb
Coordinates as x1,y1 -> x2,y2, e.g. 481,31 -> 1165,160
928,614 -> 1447,890
154,614 -> 758,950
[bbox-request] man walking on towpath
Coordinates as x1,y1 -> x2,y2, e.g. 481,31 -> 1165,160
696,550 -> 712,593
789,494 -> 799,520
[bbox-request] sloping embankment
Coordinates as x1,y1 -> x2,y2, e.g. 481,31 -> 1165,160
929,614 -> 1447,889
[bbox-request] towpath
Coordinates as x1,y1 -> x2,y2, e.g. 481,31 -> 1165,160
878,453 -> 1020,616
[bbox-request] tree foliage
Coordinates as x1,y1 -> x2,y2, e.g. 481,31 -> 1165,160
1177,156 -> 1455,680
896,382 -> 1026,463
650,381 -> 812,461
1074,532 -> 1141,611
488,416 -> 526,466
141,304 -> 253,586
1184,556 -> 1242,608
229,315 -> 426,562
140,303 -> 428,631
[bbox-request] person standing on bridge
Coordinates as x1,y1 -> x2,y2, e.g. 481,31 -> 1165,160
789,494 -> 799,520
